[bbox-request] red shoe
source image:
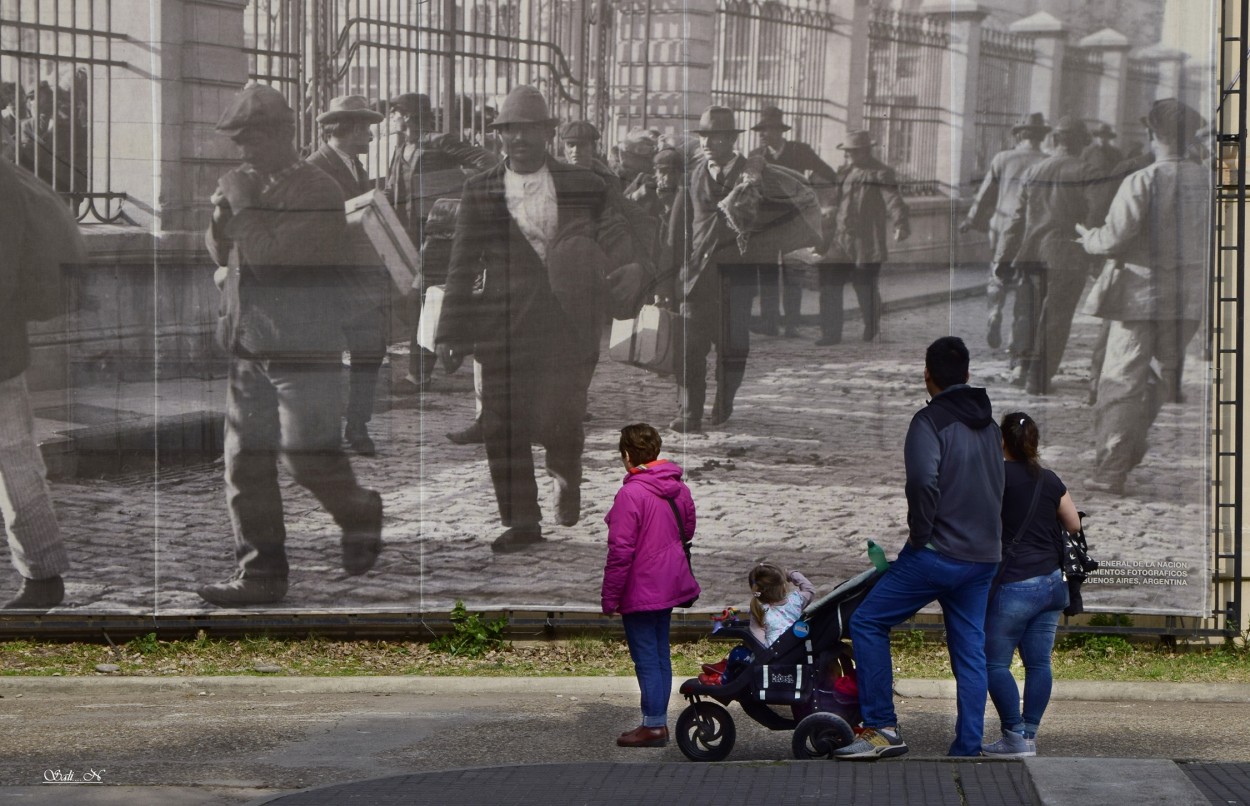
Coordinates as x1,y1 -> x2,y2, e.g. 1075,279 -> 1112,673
701,659 -> 728,676
698,672 -> 724,686
617,725 -> 669,747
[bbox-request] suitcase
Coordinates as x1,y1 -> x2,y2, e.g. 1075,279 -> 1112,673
345,189 -> 419,294
608,304 -> 678,375
416,284 -> 444,353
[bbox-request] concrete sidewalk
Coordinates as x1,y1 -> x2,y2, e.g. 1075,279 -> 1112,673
0,676 -> 1246,806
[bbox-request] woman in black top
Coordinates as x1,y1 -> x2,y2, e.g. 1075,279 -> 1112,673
982,412 -> 1081,758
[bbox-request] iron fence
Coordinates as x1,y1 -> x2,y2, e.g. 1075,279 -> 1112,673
863,6 -> 946,196
246,0 -> 593,178
710,0 -> 840,154
1058,45 -> 1104,129
972,26 -> 1034,181
0,0 -> 126,222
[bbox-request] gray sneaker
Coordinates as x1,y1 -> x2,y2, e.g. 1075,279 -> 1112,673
833,727 -> 908,760
981,729 -> 1037,758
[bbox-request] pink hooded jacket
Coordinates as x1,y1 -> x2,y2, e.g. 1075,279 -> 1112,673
601,460 -> 700,615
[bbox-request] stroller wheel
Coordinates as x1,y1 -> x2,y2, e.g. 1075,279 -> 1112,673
792,712 -> 855,759
675,702 -> 736,762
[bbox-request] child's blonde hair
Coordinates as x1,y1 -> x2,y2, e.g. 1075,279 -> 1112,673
747,562 -> 787,627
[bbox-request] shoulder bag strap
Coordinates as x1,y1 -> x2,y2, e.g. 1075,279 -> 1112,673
992,474 -> 1045,590
665,496 -> 693,571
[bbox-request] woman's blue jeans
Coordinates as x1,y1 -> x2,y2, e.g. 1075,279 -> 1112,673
622,609 -> 673,728
985,569 -> 1068,736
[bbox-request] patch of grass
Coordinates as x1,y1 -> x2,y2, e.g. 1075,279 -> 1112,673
0,630 -> 1245,681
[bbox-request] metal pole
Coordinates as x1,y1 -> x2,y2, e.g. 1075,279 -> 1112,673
443,0 -> 456,135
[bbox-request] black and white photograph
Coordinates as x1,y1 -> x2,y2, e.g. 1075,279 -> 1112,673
0,0 -> 1218,618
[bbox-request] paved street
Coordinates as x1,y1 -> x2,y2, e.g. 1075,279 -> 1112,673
10,265 -> 1209,616
0,676 -> 1246,805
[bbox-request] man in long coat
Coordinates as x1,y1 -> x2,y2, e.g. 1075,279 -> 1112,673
748,105 -> 838,338
827,130 -> 910,342
669,106 -> 819,433
436,86 -> 647,553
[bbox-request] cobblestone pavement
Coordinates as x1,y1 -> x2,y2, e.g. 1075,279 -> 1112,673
13,274 -> 1208,616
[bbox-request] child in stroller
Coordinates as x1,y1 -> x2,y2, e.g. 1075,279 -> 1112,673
699,563 -> 814,686
675,566 -> 882,762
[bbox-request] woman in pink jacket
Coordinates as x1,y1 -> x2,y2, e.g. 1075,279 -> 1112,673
602,423 -> 700,748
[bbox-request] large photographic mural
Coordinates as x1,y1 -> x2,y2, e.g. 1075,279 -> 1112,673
0,0 -> 1217,619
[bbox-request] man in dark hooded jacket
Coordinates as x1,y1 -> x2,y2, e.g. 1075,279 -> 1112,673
837,336 -> 1003,761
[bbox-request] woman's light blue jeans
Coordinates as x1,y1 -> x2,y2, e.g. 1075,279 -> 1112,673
985,568 -> 1068,736
621,609 -> 673,728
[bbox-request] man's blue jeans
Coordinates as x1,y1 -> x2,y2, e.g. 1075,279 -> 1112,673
621,609 -> 673,728
985,569 -> 1068,736
849,544 -> 998,756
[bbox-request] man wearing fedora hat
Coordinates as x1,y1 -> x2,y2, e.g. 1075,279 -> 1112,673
436,85 -> 647,553
201,84 -> 384,606
1077,98 -> 1208,495
307,95 -> 387,457
960,112 -> 1050,351
667,105 -> 813,432
998,116 -> 1098,395
1081,122 -> 1124,176
748,105 -> 839,338
385,92 -> 498,396
823,130 -> 910,344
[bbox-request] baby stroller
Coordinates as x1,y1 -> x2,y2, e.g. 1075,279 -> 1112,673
674,567 -> 881,762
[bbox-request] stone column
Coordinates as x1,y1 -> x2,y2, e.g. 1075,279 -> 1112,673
1145,45 -> 1188,100
611,0 -> 715,142
106,0 -> 248,235
1080,28 -> 1132,133
1009,11 -> 1067,126
921,0 -> 986,198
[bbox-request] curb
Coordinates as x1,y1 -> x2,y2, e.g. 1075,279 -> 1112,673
2,675 -> 1248,703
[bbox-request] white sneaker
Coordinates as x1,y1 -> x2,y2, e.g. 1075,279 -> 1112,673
981,729 -> 1037,758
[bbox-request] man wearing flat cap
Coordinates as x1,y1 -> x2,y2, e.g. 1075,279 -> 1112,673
998,116 -> 1098,395
385,92 -> 498,393
201,84 -> 384,607
823,130 -> 910,345
436,85 -> 647,553
559,120 -> 613,180
307,95 -> 387,456
1077,98 -> 1209,495
960,112 -> 1050,351
560,119 -> 657,265
748,105 -> 838,338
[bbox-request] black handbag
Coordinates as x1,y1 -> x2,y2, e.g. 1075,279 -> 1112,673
666,497 -> 698,609
1060,511 -> 1098,616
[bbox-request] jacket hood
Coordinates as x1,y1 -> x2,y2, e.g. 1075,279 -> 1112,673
623,460 -> 687,500
929,384 -> 995,429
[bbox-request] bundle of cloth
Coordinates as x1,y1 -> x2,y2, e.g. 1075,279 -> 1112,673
717,155 -> 824,255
